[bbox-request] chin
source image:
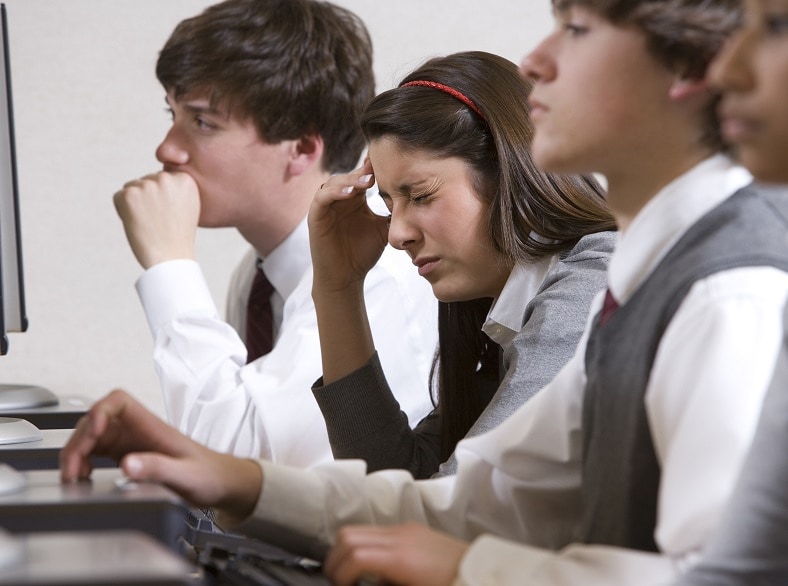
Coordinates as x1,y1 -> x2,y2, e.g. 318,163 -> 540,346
432,289 -> 484,304
750,167 -> 788,185
531,141 -> 580,175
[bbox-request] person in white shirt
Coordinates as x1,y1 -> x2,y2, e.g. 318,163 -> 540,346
62,1 -> 788,585
673,1 -> 788,584
111,0 -> 438,464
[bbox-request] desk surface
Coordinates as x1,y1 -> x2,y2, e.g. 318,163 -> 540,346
0,468 -> 189,551
0,396 -> 92,429
0,530 -> 199,585
0,429 -> 115,471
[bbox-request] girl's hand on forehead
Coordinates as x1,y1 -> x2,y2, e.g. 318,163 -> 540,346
307,160 -> 390,293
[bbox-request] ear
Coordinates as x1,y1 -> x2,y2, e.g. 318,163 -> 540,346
287,134 -> 325,176
668,77 -> 709,101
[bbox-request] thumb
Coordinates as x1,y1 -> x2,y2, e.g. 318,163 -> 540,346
121,452 -> 208,505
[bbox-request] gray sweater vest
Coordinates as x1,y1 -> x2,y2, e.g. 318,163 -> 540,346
576,183 -> 788,551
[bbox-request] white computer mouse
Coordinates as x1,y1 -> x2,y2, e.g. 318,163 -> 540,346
0,416 -> 42,445
0,463 -> 26,496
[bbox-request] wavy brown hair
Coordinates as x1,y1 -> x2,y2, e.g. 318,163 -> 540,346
156,0 -> 374,173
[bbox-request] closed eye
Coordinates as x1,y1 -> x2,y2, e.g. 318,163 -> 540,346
411,191 -> 434,204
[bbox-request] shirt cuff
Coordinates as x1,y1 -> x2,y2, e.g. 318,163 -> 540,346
458,534 -> 553,585
224,459 -> 361,561
135,259 -> 218,336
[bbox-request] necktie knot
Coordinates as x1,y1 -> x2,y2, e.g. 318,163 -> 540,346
599,289 -> 619,327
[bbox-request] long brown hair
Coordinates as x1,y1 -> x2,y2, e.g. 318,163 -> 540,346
361,51 -> 616,459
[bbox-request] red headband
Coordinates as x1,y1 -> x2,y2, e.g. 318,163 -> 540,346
400,80 -> 486,122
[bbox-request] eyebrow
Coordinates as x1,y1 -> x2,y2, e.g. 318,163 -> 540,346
164,95 -> 223,116
377,178 -> 434,198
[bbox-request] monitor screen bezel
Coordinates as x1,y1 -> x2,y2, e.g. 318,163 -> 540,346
0,2 -> 28,356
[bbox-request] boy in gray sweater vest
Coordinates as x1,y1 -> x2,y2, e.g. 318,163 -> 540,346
59,1 -> 788,584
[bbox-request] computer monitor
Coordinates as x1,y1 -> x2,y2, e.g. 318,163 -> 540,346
0,3 -> 58,424
0,2 -> 24,355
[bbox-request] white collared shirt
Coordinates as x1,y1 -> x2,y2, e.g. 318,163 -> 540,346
241,156 -> 788,584
482,254 -> 556,348
137,216 -> 438,465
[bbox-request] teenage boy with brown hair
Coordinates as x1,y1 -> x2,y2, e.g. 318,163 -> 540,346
62,1 -> 788,584
112,0 -> 437,465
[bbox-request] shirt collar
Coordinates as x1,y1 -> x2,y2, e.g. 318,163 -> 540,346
259,215 -> 311,299
609,154 -> 752,304
482,255 -> 557,347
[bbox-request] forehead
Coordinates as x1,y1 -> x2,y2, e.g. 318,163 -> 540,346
167,87 -> 244,119
552,0 -> 608,12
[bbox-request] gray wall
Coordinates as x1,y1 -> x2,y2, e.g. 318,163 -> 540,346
1,0 -> 552,415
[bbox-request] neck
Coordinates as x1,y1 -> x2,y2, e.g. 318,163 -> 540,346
605,147 -> 714,233
238,169 -> 331,257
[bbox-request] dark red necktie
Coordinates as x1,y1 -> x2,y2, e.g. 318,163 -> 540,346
245,265 -> 275,363
598,289 -> 619,327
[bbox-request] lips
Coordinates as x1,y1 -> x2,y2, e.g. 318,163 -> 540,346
718,101 -> 759,143
413,256 -> 440,278
528,97 -> 548,122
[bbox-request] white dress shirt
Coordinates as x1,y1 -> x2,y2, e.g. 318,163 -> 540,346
482,252 -> 557,347
234,156 -> 788,584
136,216 -> 438,466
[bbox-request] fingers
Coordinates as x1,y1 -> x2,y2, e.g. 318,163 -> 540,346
325,525 -> 398,586
113,171 -> 197,213
112,171 -> 200,268
60,389 -> 190,484
59,416 -> 95,482
119,452 -> 199,498
118,449 -> 262,518
59,389 -> 131,482
324,524 -> 467,586
314,165 -> 376,209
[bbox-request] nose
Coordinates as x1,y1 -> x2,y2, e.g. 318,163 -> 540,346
386,207 -> 419,252
520,34 -> 557,83
707,29 -> 754,93
155,125 -> 189,167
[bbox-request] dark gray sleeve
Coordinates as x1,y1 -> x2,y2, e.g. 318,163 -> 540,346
312,353 -> 442,479
674,335 -> 788,586
436,230 -> 615,476
315,231 -> 615,480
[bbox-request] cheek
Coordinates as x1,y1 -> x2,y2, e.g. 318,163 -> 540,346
764,75 -> 788,133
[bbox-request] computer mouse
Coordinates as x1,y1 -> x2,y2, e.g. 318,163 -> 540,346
0,416 -> 42,445
0,463 -> 26,496
0,528 -> 22,570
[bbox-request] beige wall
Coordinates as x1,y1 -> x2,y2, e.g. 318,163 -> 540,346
0,0 -> 553,415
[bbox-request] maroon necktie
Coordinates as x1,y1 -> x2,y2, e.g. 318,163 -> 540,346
245,264 -> 275,363
598,289 -> 619,327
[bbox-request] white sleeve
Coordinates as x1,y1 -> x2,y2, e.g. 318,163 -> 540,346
456,267 -> 788,585
234,268 -> 788,585
136,258 -> 314,461
236,339 -> 591,555
136,248 -> 437,467
648,267 -> 788,557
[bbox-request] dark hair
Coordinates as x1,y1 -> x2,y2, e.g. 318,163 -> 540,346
361,51 -> 616,459
554,0 -> 743,150
156,0 -> 374,173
